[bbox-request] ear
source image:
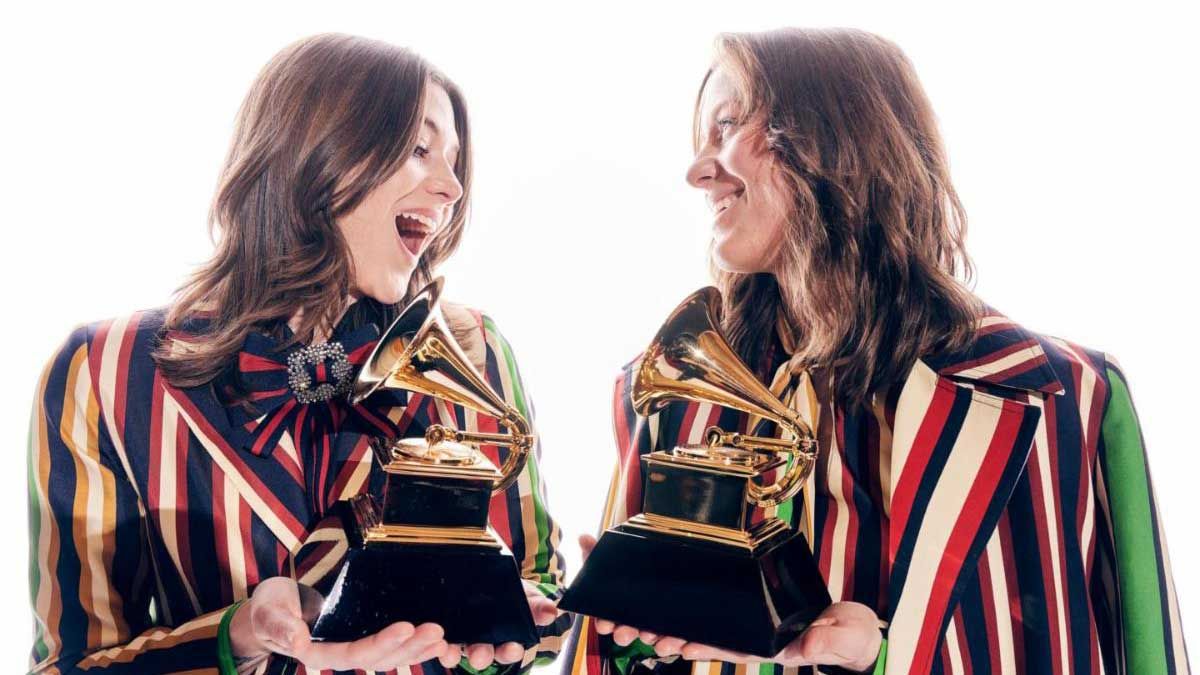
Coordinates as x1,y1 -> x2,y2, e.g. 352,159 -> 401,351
441,301 -> 488,374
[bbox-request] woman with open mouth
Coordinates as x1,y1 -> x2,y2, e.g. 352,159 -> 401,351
564,28 -> 1188,675
27,33 -> 569,675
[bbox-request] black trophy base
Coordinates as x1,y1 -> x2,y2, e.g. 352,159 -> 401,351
310,538 -> 538,647
558,524 -> 831,658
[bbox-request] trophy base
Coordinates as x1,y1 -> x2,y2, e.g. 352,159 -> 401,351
310,499 -> 539,647
558,521 -> 831,658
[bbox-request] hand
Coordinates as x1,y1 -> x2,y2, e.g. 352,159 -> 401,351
440,579 -> 560,669
677,602 -> 883,672
230,577 -> 458,671
576,534 -> 685,658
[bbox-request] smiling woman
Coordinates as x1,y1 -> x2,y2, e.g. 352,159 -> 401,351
156,34 -> 474,387
563,27 -> 1188,675
334,89 -> 465,308
27,33 -> 570,675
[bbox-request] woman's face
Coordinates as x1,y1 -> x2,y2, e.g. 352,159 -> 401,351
686,68 -> 790,274
337,83 -> 464,305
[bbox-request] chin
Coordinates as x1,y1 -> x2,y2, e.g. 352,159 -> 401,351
360,277 -> 411,306
712,244 -> 766,275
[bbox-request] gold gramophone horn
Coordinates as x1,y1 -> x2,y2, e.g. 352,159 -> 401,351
632,287 -> 817,507
351,277 -> 533,493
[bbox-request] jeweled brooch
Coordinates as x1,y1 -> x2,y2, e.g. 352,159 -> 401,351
286,341 -> 353,404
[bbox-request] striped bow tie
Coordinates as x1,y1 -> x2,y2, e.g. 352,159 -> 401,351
228,322 -> 402,458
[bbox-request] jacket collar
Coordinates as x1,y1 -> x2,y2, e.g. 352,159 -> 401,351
922,306 -> 1064,396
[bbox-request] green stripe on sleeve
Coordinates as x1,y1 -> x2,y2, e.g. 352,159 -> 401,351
609,638 -> 657,675
484,316 -> 529,418
873,637 -> 887,675
1100,366 -> 1169,673
27,409 -> 48,662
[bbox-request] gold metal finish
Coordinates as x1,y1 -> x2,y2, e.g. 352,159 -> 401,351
644,448 -> 777,476
673,442 -> 762,468
366,437 -> 505,482
624,513 -> 791,551
632,287 -> 819,507
352,277 -> 534,494
348,489 -> 501,548
391,437 -> 479,466
363,524 -> 503,549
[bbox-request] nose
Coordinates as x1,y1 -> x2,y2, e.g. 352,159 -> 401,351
686,148 -> 718,190
428,162 -> 464,205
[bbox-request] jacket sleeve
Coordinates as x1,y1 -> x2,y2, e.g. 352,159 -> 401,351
1090,355 -> 1190,674
476,316 -> 572,674
28,325 -> 231,674
561,365 -> 682,675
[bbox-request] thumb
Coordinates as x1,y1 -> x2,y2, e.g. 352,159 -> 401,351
252,600 -> 310,656
578,534 -> 598,562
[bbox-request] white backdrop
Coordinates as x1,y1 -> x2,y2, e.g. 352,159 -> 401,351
2,1 -> 1197,669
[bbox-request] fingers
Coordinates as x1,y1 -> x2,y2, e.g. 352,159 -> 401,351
522,579 -> 562,626
251,604 -> 310,657
396,622 -> 448,667
578,534 -> 598,561
785,624 -> 848,664
438,644 -> 463,669
597,621 -> 657,649
653,636 -> 687,657
527,592 -> 560,626
466,643 -> 495,670
246,577 -> 312,658
680,643 -> 761,664
295,582 -> 326,625
413,636 -> 454,666
612,625 -> 639,647
255,577 -> 305,617
777,610 -> 883,667
824,601 -> 879,622
494,642 -> 525,664
448,641 -> 522,669
297,621 -> 446,671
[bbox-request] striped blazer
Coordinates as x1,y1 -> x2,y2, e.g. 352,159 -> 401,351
563,309 -> 1188,675
27,307 -> 570,674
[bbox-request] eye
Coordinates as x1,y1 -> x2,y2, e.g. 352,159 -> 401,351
715,117 -> 739,138
413,143 -> 430,159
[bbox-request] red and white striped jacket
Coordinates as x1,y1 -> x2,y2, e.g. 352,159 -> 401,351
563,308 -> 1188,675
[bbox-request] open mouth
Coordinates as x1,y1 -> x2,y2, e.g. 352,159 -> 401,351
395,213 -> 435,256
713,190 -> 744,215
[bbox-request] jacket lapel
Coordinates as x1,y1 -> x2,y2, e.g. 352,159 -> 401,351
163,378 -> 312,552
884,310 -> 1062,675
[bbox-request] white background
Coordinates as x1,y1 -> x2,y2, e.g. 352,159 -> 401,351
2,1 -> 1197,669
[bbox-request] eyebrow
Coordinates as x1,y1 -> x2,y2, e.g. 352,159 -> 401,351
713,100 -> 737,119
421,117 -> 461,156
699,102 -> 731,135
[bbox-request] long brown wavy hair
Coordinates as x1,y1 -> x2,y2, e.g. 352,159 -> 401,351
701,28 -> 982,403
154,33 -> 473,388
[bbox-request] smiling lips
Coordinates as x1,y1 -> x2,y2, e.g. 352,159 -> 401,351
395,212 -> 437,256
711,190 -> 743,215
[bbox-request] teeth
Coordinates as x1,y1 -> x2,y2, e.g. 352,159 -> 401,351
712,193 -> 740,213
398,212 -> 438,230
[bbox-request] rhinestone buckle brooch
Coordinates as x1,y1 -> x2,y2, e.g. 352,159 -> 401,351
287,341 -> 353,404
